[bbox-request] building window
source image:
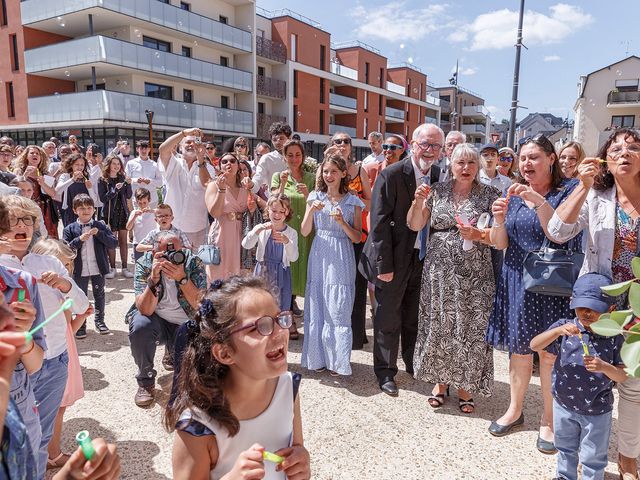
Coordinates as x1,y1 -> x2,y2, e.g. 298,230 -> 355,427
221,96 -> 229,109
258,102 -> 265,114
85,83 -> 106,91
378,95 -> 382,115
219,15 -> 228,24
611,115 -> 635,128
364,91 -> 368,112
319,109 -> 325,135
9,34 -> 19,71
320,79 -> 325,104
180,1 -> 190,10
183,89 -> 193,103
1,0 -> 7,26
615,79 -> 639,92
257,66 -> 265,76
293,71 -> 298,99
293,105 -> 298,131
377,120 -> 381,132
290,34 -> 298,62
320,45 -> 326,71
181,46 -> 192,57
364,117 -> 368,137
220,56 -> 229,67
365,62 -> 370,84
157,0 -> 170,3
143,36 -> 171,53
145,82 -> 173,100
5,82 -> 15,118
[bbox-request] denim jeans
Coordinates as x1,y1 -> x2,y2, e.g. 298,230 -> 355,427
129,311 -> 179,387
74,274 -> 105,323
553,399 -> 612,480
31,351 -> 69,479
10,362 -> 41,469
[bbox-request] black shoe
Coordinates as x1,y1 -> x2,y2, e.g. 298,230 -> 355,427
488,413 -> 525,437
95,320 -> 110,335
536,435 -> 557,455
379,377 -> 398,397
134,384 -> 155,407
75,323 -> 87,339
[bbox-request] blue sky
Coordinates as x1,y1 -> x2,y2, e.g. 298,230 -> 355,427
256,0 -> 638,122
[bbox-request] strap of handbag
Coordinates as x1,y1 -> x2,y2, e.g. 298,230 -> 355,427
540,233 -> 582,254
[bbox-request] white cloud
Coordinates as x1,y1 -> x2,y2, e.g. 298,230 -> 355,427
350,2 -> 449,42
543,55 -> 561,62
460,67 -> 477,75
450,60 -> 477,76
451,3 -> 593,51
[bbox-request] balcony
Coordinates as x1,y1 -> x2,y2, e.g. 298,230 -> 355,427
256,36 -> 287,64
257,113 -> 286,139
329,93 -> 357,110
24,36 -> 252,92
28,90 -> 252,134
385,106 -> 405,121
424,116 -> 437,125
329,124 -> 357,137
330,61 -> 358,81
387,81 -> 405,95
462,105 -> 490,118
462,123 -> 486,135
426,95 -> 440,107
256,74 -> 286,100
607,90 -> 640,107
21,0 -> 252,53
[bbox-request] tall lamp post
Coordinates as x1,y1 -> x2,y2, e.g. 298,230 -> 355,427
508,0 -> 526,149
145,110 -> 154,159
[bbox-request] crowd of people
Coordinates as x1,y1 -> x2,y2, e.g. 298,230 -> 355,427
0,120 -> 638,480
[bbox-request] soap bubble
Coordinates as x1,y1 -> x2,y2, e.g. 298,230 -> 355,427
183,104 -> 188,110
155,52 -> 160,58
123,81 -> 128,86
193,40 -> 198,46
64,70 -> 70,77
178,21 -> 183,27
54,92 -> 60,97
305,129 -> 310,134
297,111 -> 302,116
161,103 -> 166,109
407,57 -> 414,64
56,16 -> 63,21
616,69 -> 622,76
59,22 -> 65,27
400,44 -> 405,49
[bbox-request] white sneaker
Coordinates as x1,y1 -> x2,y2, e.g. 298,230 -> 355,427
122,268 -> 134,278
105,268 -> 116,279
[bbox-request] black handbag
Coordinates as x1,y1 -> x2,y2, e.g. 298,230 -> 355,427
523,238 -> 584,297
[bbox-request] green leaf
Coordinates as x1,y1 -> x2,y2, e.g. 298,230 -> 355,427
590,317 -> 626,337
629,322 -> 640,333
621,340 -> 640,373
632,257 -> 640,279
601,280 -> 634,296
630,283 -> 640,316
610,310 -> 635,327
624,364 -> 640,378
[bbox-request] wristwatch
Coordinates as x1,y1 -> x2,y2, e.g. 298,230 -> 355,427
178,276 -> 188,286
147,278 -> 159,296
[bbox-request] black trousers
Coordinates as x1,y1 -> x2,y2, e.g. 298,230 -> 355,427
351,241 -> 368,349
373,249 -> 423,383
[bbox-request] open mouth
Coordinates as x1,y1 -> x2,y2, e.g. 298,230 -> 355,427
14,233 -> 28,240
266,345 -> 285,361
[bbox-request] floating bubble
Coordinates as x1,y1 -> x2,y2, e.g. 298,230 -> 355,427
155,52 -> 160,58
64,70 -> 70,77
56,16 -> 63,21
193,40 -> 198,46
54,92 -> 60,97
305,129 -> 310,134
297,111 -> 302,116
178,21 -> 183,27
247,25 -> 252,31
59,22 -> 65,27
123,81 -> 128,86
400,44 -> 405,49
616,69 -> 622,76
161,103 -> 166,109
407,57 -> 414,64
183,104 -> 188,110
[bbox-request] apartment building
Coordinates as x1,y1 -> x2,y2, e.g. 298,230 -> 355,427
573,55 -> 640,155
434,85 -> 490,147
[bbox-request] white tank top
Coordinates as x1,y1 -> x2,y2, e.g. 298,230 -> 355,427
184,372 -> 294,480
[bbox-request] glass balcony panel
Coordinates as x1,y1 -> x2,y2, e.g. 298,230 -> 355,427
329,93 -> 357,109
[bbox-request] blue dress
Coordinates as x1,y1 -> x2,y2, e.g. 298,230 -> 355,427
486,179 -> 582,354
254,233 -> 292,311
302,191 -> 365,375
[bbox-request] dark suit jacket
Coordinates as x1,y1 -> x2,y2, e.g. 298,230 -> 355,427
63,220 -> 119,276
358,157 -> 440,287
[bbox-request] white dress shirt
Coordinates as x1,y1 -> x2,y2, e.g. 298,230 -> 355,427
125,157 -> 163,207
251,151 -> 286,193
363,151 -> 385,165
0,253 -> 89,359
89,165 -> 104,208
411,158 -> 432,250
479,170 -> 512,195
79,221 -> 101,277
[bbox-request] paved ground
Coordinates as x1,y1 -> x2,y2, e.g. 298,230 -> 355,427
53,273 -> 627,479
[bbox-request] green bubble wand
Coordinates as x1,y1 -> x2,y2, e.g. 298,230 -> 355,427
262,451 -> 284,464
24,298 -> 74,343
76,430 -> 95,461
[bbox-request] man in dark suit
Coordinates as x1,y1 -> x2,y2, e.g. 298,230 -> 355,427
359,123 -> 445,396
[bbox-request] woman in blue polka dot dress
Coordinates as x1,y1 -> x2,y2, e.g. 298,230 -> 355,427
486,134 -> 581,453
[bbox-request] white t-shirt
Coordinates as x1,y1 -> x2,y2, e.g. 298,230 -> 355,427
479,170 -> 512,195
158,154 -> 216,233
125,157 -> 163,207
132,211 -> 157,244
155,277 -> 189,325
363,151 -> 384,165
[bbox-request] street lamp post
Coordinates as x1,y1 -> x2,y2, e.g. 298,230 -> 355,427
145,110 -> 154,160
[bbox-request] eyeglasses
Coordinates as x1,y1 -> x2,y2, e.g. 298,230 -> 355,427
9,216 -> 36,227
382,144 -> 403,151
220,158 -> 237,165
230,311 -> 293,336
415,141 -> 442,151
608,144 -> 640,158
235,144 -> 247,148
155,214 -> 171,219
499,156 -> 513,162
333,138 -> 351,145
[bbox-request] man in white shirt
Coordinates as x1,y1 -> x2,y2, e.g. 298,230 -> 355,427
116,140 -> 132,167
479,143 -> 512,195
363,132 -> 384,165
248,122 -> 291,193
435,130 -> 466,182
158,128 -> 216,249
125,140 -> 163,207
250,141 -> 271,171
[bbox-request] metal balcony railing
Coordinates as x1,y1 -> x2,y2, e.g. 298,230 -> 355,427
256,74 -> 286,100
328,124 -> 357,137
607,91 -> 640,104
256,36 -> 287,64
329,93 -> 357,110
387,81 -> 405,95
385,106 -> 405,120
330,61 -> 358,80
257,113 -> 286,139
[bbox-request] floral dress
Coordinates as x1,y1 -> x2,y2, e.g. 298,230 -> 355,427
612,205 -> 638,308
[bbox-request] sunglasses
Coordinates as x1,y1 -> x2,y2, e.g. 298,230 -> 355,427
220,158 -> 237,165
382,144 -> 402,151
523,133 -> 554,152
499,156 -> 513,162
230,312 -> 293,336
333,138 -> 351,145
236,144 -> 247,148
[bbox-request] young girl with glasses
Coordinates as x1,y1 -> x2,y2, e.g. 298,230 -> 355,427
165,276 -> 310,480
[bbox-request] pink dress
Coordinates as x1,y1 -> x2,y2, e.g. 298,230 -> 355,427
61,318 -> 84,407
206,188 -> 248,282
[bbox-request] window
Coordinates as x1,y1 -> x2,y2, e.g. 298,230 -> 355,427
293,71 -> 298,98
157,0 -> 170,3
180,1 -> 190,10
379,68 -> 384,88
364,91 -> 368,112
320,45 -> 326,71
145,82 -> 173,100
320,78 -> 325,104
9,34 -> 19,71
611,115 -> 635,128
365,62 -> 370,84
220,95 -> 229,109
290,34 -> 297,62
181,46 -> 191,58
319,109 -> 325,135
220,56 -> 229,67
5,82 -> 15,118
219,15 -> 228,24
258,102 -> 265,114
257,66 -> 265,76
143,36 -> 171,53
85,83 -> 106,91
364,118 -> 368,137
378,95 -> 382,115
1,0 -> 7,26
377,120 -> 382,132
615,79 -> 639,93
183,89 -> 193,103
293,105 -> 298,131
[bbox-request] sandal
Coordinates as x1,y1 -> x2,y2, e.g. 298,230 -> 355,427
329,370 -> 340,377
459,398 -> 475,414
315,367 -> 326,373
428,385 -> 449,408
289,321 -> 299,340
47,452 -> 70,470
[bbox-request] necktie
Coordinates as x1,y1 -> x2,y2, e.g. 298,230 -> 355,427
418,175 -> 430,260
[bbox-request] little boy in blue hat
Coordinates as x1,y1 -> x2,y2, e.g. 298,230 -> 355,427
531,272 -> 627,480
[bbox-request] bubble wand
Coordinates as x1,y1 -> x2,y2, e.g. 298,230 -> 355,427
76,431 -> 95,461
24,298 -> 74,343
262,451 -> 284,464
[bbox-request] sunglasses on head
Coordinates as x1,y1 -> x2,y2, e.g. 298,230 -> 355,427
523,133 -> 554,152
220,157 -> 237,165
333,138 -> 351,145
382,144 -> 402,151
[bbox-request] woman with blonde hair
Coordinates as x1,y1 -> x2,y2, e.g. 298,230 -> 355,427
233,136 -> 251,160
557,141 -> 586,179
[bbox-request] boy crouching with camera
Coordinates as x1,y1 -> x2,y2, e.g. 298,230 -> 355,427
128,230 -> 207,407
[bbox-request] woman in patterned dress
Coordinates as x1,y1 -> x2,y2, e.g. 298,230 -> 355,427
408,143 -> 499,413
547,128 -> 640,479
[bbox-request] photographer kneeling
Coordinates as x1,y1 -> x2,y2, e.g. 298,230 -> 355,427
129,231 -> 206,407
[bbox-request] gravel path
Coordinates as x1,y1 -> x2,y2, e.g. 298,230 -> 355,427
54,274 -> 625,479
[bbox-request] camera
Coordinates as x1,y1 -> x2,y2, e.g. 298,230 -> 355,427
162,242 -> 186,265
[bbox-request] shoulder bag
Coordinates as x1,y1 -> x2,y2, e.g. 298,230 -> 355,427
523,237 -> 584,297
197,231 -> 221,265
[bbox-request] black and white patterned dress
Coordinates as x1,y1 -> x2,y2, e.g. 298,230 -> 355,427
413,181 -> 499,397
